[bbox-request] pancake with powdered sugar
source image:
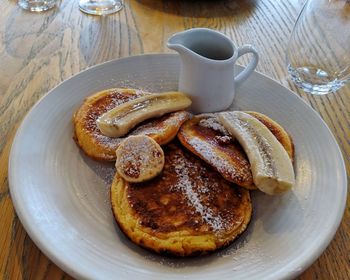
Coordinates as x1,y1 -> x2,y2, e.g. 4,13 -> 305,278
177,112 -> 294,190
73,88 -> 190,161
111,141 -> 252,256
178,114 -> 256,189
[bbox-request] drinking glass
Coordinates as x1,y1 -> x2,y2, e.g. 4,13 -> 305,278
286,0 -> 350,94
79,0 -> 123,15
18,0 -> 57,12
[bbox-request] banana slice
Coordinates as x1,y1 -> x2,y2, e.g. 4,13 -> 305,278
115,135 -> 165,183
218,111 -> 295,195
97,92 -> 192,137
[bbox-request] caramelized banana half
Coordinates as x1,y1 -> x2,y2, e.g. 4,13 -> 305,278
97,92 -> 192,137
218,111 -> 295,195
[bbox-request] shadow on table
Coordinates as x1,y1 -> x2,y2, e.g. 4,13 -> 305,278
135,0 -> 257,18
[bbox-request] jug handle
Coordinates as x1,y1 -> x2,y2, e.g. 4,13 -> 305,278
234,45 -> 259,88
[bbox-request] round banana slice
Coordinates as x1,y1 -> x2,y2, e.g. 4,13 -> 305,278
115,135 -> 165,183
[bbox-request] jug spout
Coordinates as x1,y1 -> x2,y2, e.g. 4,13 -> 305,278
167,31 -> 190,56
167,28 -> 236,61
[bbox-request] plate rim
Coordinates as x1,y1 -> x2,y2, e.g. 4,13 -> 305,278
8,53 -> 348,280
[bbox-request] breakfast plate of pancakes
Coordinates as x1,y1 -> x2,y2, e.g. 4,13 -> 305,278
9,54 -> 347,280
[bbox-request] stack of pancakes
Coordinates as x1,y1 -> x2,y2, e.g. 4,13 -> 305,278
73,88 -> 294,256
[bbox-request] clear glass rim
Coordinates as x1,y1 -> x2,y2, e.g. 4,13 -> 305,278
18,0 -> 57,12
79,0 -> 123,15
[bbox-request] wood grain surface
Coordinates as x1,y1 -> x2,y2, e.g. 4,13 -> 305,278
1,0 -> 349,279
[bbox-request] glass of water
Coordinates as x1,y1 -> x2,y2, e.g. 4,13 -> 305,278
79,0 -> 123,15
286,0 -> 350,94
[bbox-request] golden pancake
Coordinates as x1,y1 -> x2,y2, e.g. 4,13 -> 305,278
177,112 -> 294,190
111,142 -> 252,257
73,88 -> 190,161
178,114 -> 255,189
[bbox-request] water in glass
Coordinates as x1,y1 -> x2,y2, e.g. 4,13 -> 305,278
286,0 -> 350,94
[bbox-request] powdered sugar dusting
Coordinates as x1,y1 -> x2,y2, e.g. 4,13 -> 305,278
199,116 -> 232,138
130,120 -> 163,135
93,133 -> 123,149
215,135 -> 232,144
130,111 -> 188,136
171,153 -> 225,232
92,162 -> 116,186
187,137 -> 250,182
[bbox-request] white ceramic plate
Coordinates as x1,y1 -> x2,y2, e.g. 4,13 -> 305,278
9,54 -> 347,280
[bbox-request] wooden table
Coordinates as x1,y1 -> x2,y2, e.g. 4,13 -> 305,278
1,0 -> 349,279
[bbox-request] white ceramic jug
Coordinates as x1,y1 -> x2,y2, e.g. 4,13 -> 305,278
167,28 -> 259,113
